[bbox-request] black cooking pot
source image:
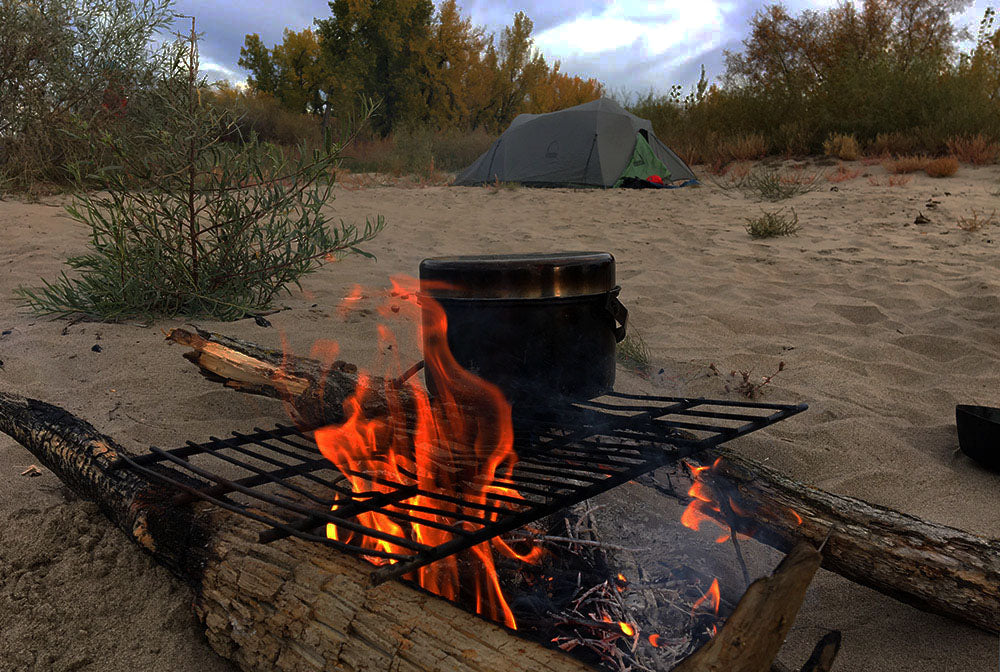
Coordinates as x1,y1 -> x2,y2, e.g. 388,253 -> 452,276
418,252 -> 628,409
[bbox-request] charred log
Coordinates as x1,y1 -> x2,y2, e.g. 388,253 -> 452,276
701,452 -> 1000,634
0,390 -> 591,672
673,542 -> 821,672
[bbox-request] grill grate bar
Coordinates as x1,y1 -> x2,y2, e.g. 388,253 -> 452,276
118,393 -> 807,583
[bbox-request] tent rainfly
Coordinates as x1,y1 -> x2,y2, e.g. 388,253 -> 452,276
454,98 -> 696,188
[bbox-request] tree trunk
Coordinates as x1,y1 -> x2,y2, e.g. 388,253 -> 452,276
165,327 -> 1000,634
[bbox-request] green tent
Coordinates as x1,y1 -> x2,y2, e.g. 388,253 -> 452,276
613,134 -> 671,187
454,98 -> 696,187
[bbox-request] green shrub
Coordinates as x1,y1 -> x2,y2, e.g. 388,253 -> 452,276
745,208 -> 800,238
17,22 -> 383,322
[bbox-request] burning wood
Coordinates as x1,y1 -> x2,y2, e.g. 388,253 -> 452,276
166,327 -> 1000,636
0,390 -> 590,672
675,454 -> 1000,634
1,389 -> 830,672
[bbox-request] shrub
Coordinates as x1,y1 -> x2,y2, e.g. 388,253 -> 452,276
738,167 -> 820,201
725,133 -> 769,161
745,208 -> 800,238
946,134 -> 1000,165
17,22 -> 383,322
867,132 -> 917,157
925,156 -> 959,177
0,0 -> 175,190
823,133 -> 860,160
885,155 -> 930,173
827,163 -> 861,183
956,209 -> 997,232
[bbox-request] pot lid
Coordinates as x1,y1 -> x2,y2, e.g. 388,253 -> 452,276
419,252 -> 615,299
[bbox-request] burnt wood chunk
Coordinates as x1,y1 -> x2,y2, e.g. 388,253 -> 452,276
673,542 -> 822,672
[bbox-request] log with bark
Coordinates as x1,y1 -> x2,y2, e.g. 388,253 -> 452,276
164,327 -> 1000,635
0,391 -> 589,672
0,389 -> 823,672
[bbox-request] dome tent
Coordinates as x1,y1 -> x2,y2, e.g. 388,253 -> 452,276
454,98 -> 696,187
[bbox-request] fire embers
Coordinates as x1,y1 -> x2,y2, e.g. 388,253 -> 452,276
308,276 -> 541,629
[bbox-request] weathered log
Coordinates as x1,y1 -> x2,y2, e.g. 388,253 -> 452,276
701,452 -> 1000,633
0,390 -> 591,672
673,542 -> 821,672
167,327 -> 1000,634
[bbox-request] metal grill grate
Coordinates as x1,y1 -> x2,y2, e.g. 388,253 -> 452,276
112,392 -> 806,583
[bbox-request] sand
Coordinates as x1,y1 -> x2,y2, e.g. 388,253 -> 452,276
1,159 -> 998,671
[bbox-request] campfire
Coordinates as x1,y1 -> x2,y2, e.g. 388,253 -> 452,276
2,253 -> 997,672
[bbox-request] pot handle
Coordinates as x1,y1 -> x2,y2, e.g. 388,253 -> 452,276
606,291 -> 628,343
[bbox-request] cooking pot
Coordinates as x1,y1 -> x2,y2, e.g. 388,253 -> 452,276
418,252 -> 628,409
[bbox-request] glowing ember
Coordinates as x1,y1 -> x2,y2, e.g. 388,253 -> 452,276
619,622 -> 636,636
692,578 -> 721,615
305,275 -> 541,629
648,633 -> 660,647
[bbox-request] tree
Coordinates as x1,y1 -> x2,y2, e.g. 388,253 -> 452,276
19,18 -> 383,321
316,0 -> 436,133
239,29 -> 330,115
238,33 -> 279,96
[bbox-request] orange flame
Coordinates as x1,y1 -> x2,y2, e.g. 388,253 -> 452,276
310,275 -> 541,630
692,578 -> 721,615
680,458 -> 802,544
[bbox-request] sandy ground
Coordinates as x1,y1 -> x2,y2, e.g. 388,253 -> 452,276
1,159 -> 998,671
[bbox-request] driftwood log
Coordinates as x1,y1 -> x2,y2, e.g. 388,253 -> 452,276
0,391 -> 590,672
165,328 -> 1000,635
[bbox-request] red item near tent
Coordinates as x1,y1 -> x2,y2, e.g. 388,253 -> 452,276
647,174 -> 663,184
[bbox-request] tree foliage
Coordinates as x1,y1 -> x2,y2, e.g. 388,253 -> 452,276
238,1 -> 604,134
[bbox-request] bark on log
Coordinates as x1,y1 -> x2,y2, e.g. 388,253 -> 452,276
673,542 -> 821,672
165,328 -> 1000,635
0,391 -> 591,672
701,452 -> 1000,633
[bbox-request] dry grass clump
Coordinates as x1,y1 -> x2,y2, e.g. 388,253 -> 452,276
924,156 -> 959,178
822,133 -> 860,160
884,155 -> 930,173
744,208 -> 799,238
866,132 -> 917,157
724,133 -> 769,162
956,208 -> 997,232
827,163 -> 861,183
946,134 -> 1000,165
616,328 -> 652,374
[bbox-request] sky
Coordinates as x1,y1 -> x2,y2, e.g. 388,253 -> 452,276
171,0 -> 996,98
